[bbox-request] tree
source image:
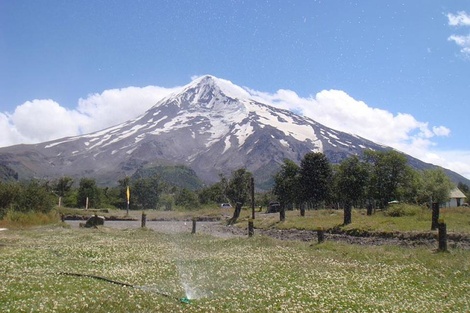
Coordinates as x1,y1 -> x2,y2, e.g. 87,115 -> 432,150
334,156 -> 369,224
77,178 -> 101,209
418,168 -> 453,205
52,176 -> 74,207
132,176 -> 161,210
298,152 -> 332,208
364,150 -> 411,208
14,180 -> 55,213
273,159 -> 300,210
335,156 -> 369,207
53,176 -> 74,197
225,168 -> 252,225
198,181 -> 227,205
225,168 -> 253,207
175,188 -> 199,209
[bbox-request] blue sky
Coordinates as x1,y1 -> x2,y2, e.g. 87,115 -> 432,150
1,1 -> 470,178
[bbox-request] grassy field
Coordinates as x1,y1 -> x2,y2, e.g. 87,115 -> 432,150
1,224 -> 470,312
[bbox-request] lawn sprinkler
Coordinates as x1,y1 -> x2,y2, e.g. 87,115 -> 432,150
180,297 -> 191,304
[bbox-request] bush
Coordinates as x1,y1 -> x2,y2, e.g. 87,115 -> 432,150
0,210 -> 59,228
14,180 -> 55,213
384,203 -> 423,217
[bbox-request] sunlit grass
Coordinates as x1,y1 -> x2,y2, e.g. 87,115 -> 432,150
1,226 -> 469,312
0,210 -> 60,229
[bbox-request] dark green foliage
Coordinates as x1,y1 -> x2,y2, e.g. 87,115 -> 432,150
299,152 -> 332,207
175,188 -> 199,209
132,165 -> 203,190
76,178 -> 101,208
0,182 -> 20,218
16,180 -> 54,213
364,150 -> 410,208
225,168 -> 253,207
0,180 -> 54,216
52,176 -> 74,197
273,159 -> 300,209
334,156 -> 369,207
131,175 -> 161,210
198,181 -> 227,205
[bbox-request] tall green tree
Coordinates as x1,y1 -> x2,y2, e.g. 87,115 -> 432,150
132,176 -> 161,210
418,168 -> 454,205
364,150 -> 411,208
273,159 -> 300,210
299,152 -> 332,208
225,168 -> 253,207
335,156 -> 369,207
334,156 -> 370,224
77,178 -> 101,208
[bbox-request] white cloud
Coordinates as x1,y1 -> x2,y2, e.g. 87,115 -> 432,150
76,85 -> 180,134
0,85 -> 179,147
448,34 -> 470,56
447,11 -> 470,26
447,11 -> 470,57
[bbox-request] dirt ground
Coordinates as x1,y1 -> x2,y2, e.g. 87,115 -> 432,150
65,219 -> 470,250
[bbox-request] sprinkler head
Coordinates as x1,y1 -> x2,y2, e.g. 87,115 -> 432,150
180,297 -> 191,304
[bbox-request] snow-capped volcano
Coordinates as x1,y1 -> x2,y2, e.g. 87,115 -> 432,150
0,75 -> 466,187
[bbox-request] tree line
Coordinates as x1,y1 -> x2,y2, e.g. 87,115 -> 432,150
273,150 -> 458,212
0,150 -> 466,218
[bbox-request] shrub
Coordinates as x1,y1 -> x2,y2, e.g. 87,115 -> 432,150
0,210 -> 59,228
384,203 -> 422,217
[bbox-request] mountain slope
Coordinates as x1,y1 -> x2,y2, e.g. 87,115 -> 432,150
0,75 -> 468,188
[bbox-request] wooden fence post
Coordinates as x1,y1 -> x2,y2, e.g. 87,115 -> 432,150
248,219 -> 254,237
191,218 -> 197,234
317,227 -> 325,243
141,212 -> 146,228
438,219 -> 447,252
344,203 -> 352,225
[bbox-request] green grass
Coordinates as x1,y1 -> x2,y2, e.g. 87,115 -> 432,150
1,226 -> 469,312
241,206 -> 470,234
0,210 -> 59,229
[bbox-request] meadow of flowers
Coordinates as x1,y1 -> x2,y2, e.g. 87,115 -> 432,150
1,225 -> 469,312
